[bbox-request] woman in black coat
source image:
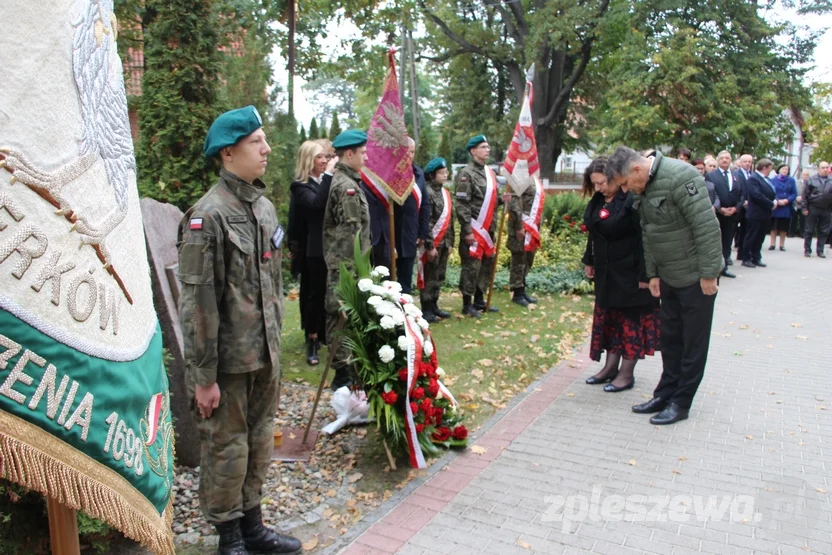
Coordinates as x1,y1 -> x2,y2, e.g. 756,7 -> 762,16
581,157 -> 660,392
288,140 -> 336,365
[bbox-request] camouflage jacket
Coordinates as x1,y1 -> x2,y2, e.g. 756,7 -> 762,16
454,161 -> 498,237
177,169 -> 283,386
426,179 -> 455,250
323,162 -> 371,271
507,183 -> 536,252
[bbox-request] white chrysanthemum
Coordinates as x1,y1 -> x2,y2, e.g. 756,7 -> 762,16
382,280 -> 403,294
367,295 -> 383,307
436,367 -> 446,378
357,278 -> 374,292
400,293 -> 414,305
397,335 -> 411,351
416,317 -> 429,330
404,303 -> 422,317
424,339 -> 434,356
371,266 -> 390,278
379,315 -> 396,330
370,285 -> 387,297
391,310 -> 406,326
378,345 -> 395,363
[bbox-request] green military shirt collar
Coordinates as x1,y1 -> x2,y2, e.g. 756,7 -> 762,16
220,168 -> 266,204
428,178 -> 444,191
335,161 -> 361,182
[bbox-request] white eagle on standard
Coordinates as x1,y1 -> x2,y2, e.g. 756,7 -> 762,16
0,0 -> 133,270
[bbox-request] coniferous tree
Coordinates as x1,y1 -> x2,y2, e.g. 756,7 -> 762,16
137,0 -> 223,210
416,135 -> 431,168
299,125 -> 307,142
308,118 -> 319,140
438,130 -> 453,166
329,111 -> 343,138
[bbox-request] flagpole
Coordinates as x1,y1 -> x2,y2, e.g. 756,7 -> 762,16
388,202 -> 397,280
485,204 -> 507,311
47,497 -> 80,555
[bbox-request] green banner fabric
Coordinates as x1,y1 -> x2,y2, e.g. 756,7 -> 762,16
0,1 -> 174,552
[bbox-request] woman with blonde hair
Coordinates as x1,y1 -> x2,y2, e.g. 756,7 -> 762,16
288,140 -> 337,365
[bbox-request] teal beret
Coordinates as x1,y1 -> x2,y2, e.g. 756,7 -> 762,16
332,129 -> 367,150
466,134 -> 488,151
204,106 -> 263,158
424,157 -> 447,175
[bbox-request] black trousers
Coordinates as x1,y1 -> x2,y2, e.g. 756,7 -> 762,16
300,256 -> 327,341
653,281 -> 717,409
741,218 -> 768,263
717,214 -> 739,265
396,256 -> 416,294
371,241 -> 390,269
803,208 -> 831,254
734,216 -> 746,253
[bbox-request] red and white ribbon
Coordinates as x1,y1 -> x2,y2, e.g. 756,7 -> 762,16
417,187 -> 452,290
402,315 -> 427,469
522,176 -> 544,252
468,167 -> 498,259
144,392 -> 164,445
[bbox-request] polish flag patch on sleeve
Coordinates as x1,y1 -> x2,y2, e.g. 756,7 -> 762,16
189,218 -> 204,230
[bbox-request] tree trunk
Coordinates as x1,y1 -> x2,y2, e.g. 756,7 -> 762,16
536,124 -> 563,180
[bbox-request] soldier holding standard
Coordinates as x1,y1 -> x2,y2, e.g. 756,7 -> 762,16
178,106 -> 301,554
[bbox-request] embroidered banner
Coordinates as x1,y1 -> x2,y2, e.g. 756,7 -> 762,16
361,49 -> 415,206
502,64 -> 539,196
0,2 -> 174,553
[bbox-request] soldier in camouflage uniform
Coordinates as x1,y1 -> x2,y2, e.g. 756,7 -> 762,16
178,106 -> 301,555
323,130 -> 371,390
419,157 -> 454,323
455,135 -> 504,317
507,181 -> 539,307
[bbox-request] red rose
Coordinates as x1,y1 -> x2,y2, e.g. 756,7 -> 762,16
416,423 -> 425,433
452,426 -> 468,440
563,214 -> 571,221
381,391 -> 398,405
428,379 -> 440,397
432,407 -> 444,426
569,221 -> 576,228
432,427 -> 451,442
420,398 -> 433,413
412,387 -> 425,400
580,224 -> 588,233
398,368 -> 408,381
410,402 -> 418,415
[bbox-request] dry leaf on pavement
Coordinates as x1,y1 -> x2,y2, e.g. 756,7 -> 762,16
628,459 -> 637,466
517,539 -> 531,549
347,473 -> 363,483
302,536 -> 318,551
471,445 -> 488,455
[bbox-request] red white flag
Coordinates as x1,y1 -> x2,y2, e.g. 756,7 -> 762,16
501,64 -> 539,195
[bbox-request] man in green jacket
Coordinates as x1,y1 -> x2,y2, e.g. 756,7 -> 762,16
606,147 -> 723,426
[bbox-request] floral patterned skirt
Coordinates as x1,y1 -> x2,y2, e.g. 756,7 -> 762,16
589,304 -> 660,361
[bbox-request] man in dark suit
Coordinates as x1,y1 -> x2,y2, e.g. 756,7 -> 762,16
733,154 -> 753,255
707,150 -> 743,278
740,158 -> 776,268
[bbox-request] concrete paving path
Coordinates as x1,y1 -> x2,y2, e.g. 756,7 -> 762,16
339,241 -> 832,555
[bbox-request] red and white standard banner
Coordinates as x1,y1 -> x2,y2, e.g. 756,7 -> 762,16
522,176 -> 544,252
502,64 -> 540,197
468,167 -> 498,259
417,187 -> 452,290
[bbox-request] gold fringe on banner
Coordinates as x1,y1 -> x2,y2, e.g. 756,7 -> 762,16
0,411 -> 175,555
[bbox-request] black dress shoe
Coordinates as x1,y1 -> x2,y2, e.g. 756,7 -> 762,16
721,270 -> 736,278
818,252 -> 827,258
604,379 -> 635,393
586,371 -> 618,385
741,261 -> 756,268
632,397 -> 666,414
649,403 -> 689,425
726,259 -> 734,266
768,245 -> 775,251
754,261 -> 767,267
241,507 -> 302,554
805,251 -> 812,257
779,246 -> 786,252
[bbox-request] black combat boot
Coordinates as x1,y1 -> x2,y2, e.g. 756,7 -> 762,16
434,301 -> 451,319
422,301 -> 440,323
473,291 -> 499,313
240,506 -> 302,554
215,519 -> 249,555
461,295 -> 481,318
305,338 -> 319,366
329,367 -> 352,391
512,288 -> 530,307
523,290 -> 538,304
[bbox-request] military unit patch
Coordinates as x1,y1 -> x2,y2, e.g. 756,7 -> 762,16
271,224 -> 284,250
685,183 -> 698,196
346,188 -> 356,196
189,218 -> 204,230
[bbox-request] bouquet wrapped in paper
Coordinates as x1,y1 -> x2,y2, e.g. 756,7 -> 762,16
334,236 -> 468,468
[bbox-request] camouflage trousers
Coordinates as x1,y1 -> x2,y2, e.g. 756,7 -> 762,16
326,269 -> 351,375
420,246 -> 450,304
186,365 -> 278,524
509,249 -> 536,290
458,243 -> 495,297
